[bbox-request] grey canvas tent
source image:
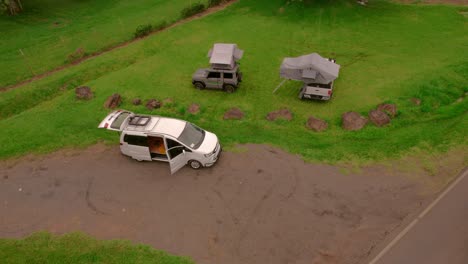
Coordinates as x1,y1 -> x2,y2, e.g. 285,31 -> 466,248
208,43 -> 244,70
280,53 -> 340,84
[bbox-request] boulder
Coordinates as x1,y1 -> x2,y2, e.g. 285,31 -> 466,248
132,98 -> 141,105
266,108 -> 293,121
410,98 -> 421,106
369,110 -> 390,127
188,103 -> 200,114
224,107 -> 244,120
75,86 -> 93,100
342,112 -> 368,131
103,93 -> 121,109
377,103 -> 397,118
306,116 -> 328,132
146,99 -> 161,110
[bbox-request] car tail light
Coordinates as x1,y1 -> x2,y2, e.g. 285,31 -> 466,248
104,123 -> 109,128
328,90 -> 332,96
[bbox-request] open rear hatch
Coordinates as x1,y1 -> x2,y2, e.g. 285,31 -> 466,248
98,110 -> 133,131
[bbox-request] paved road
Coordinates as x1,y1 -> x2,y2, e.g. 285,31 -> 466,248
370,168 -> 468,264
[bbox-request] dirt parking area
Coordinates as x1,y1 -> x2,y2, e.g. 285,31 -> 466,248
0,144 -> 433,264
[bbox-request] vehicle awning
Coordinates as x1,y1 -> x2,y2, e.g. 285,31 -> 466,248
280,53 -> 340,84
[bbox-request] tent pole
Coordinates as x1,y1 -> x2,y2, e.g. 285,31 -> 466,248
273,79 -> 287,94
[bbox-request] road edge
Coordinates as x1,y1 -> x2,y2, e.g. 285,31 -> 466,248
367,167 -> 468,264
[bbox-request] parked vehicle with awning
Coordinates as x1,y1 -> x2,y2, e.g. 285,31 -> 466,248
277,53 -> 340,100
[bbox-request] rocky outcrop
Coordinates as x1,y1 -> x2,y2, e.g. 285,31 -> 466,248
266,108 -> 293,121
75,86 -> 93,100
369,110 -> 390,127
342,112 -> 368,131
306,116 -> 328,132
146,99 -> 161,110
377,103 -> 397,118
224,107 -> 244,120
103,93 -> 121,109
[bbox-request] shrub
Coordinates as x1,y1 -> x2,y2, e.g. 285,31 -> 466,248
208,0 -> 224,8
134,24 -> 153,39
180,3 -> 205,19
154,20 -> 168,31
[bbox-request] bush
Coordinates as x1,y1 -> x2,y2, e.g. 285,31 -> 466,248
134,24 -> 153,39
180,3 -> 205,19
208,0 -> 224,7
154,20 -> 168,31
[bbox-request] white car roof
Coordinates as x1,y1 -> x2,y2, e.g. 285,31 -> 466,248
123,115 -> 186,138
151,117 -> 186,138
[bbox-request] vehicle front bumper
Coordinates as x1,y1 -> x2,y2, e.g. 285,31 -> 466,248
205,146 -> 222,167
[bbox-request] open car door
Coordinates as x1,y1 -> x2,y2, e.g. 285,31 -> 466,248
167,146 -> 189,175
165,138 -> 190,174
98,110 -> 133,131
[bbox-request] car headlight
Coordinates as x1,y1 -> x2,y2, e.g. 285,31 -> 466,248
204,152 -> 214,158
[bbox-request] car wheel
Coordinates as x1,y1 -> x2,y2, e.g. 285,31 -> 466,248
224,84 -> 235,93
194,82 -> 205,90
188,160 -> 202,169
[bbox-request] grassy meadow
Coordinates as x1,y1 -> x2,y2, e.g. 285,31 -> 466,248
0,232 -> 194,264
0,0 -> 211,87
0,0 -> 467,163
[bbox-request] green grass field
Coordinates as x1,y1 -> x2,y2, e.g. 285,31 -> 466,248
0,232 -> 194,264
0,0 -> 212,87
0,0 -> 467,163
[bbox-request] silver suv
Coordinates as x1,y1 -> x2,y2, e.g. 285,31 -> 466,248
192,65 -> 242,93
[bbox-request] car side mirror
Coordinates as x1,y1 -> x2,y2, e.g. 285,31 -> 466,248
182,149 -> 186,155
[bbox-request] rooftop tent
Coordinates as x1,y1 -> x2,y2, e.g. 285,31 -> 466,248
280,53 -> 340,84
208,43 -> 244,69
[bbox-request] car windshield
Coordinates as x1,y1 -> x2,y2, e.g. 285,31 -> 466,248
177,123 -> 205,149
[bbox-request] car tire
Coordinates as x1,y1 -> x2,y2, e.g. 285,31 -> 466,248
188,160 -> 202,169
194,82 -> 205,90
224,84 -> 235,93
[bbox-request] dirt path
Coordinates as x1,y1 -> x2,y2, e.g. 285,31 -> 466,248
0,144 -> 437,264
0,1 -> 238,92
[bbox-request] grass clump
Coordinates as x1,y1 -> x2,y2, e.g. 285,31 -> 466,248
134,23 -> 153,39
134,21 -> 169,39
180,3 -> 206,19
208,0 -> 224,7
0,232 -> 194,264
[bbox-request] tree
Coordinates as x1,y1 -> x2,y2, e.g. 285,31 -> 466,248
1,0 -> 23,15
